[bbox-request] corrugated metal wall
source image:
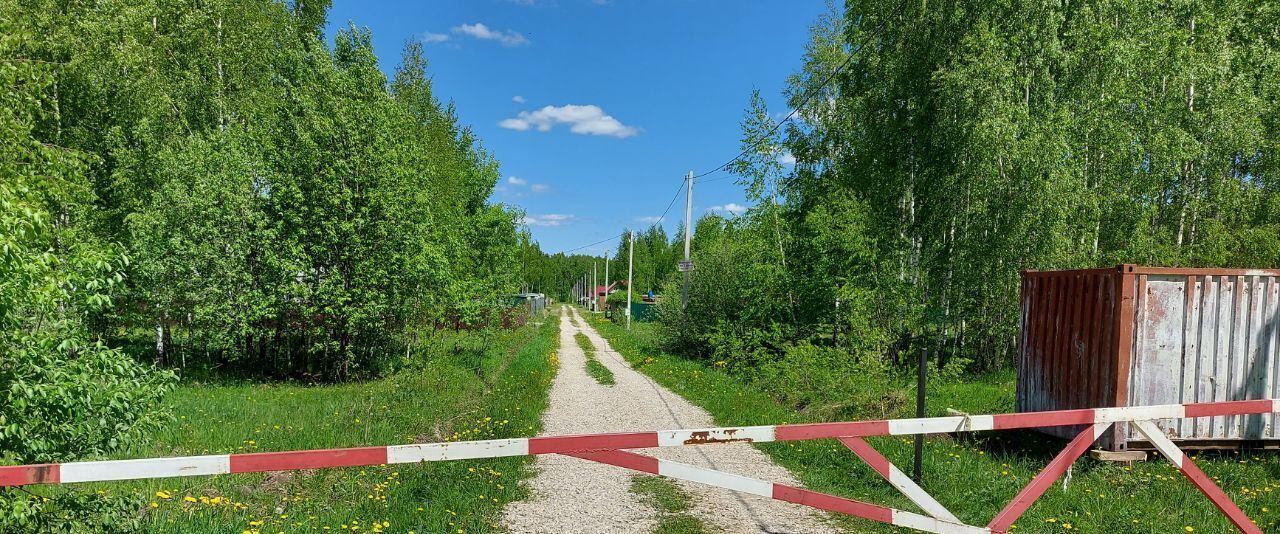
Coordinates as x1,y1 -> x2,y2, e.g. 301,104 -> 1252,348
1016,268 -> 1130,445
1130,272 -> 1280,444
1017,266 -> 1280,449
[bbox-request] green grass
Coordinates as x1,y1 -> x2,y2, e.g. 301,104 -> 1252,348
35,319 -> 559,533
574,331 -> 615,386
629,475 -> 707,534
585,314 -> 1280,534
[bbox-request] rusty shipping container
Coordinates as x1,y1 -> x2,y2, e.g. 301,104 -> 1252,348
1017,265 -> 1280,450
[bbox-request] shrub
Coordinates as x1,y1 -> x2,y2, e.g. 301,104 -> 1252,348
754,342 -> 904,420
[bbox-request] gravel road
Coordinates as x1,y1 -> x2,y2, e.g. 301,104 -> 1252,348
502,306 -> 835,534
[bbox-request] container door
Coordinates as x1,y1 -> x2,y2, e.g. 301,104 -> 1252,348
1128,275 -> 1190,442
1132,274 -> 1280,443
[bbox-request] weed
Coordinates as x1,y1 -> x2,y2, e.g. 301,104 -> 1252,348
630,475 -> 707,534
575,332 -> 615,386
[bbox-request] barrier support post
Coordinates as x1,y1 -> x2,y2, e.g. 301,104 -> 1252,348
987,422 -> 1111,533
1132,421 -> 1262,534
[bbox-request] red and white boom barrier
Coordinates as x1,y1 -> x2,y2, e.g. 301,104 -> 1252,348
3,399 -> 1277,533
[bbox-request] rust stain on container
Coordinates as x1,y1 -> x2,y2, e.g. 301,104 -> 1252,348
682,429 -> 753,445
1017,265 -> 1280,450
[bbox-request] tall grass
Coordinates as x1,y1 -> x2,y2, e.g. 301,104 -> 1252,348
33,319 -> 560,533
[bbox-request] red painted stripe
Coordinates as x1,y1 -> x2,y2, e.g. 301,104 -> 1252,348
772,484 -> 894,524
527,432 -> 658,454
987,424 -> 1101,532
230,447 -> 387,474
564,449 -> 660,475
991,409 -> 1095,430
1184,400 -> 1273,419
0,464 -> 60,487
774,420 -> 889,441
1179,459 -> 1264,534
837,437 -> 890,478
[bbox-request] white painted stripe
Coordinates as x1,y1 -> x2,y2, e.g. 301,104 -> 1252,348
61,455 -> 230,483
888,465 -> 961,523
1095,404 -> 1184,423
1273,399 -> 1280,414
1093,422 -> 1114,440
888,415 -> 991,436
656,425 -> 776,447
387,439 -> 528,464
892,510 -> 990,534
657,459 -> 773,497
1131,420 -> 1184,467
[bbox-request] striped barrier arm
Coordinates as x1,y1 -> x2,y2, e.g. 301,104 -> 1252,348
2,399 -> 1277,533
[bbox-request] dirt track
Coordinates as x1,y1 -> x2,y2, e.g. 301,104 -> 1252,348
502,306 -> 834,533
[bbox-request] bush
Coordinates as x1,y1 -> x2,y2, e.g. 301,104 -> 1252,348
0,342 -> 176,464
0,44 -> 175,527
754,342 -> 904,420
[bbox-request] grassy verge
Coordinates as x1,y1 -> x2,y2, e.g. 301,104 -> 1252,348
575,331 -> 615,385
586,315 -> 1280,534
629,475 -> 707,534
37,318 -> 559,533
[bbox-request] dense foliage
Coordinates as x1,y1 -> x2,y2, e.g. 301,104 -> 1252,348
673,0 -> 1280,373
536,1 -> 1280,378
3,0 -> 524,525
7,0 -> 522,381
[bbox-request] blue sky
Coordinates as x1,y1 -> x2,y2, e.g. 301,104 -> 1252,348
324,0 -> 827,256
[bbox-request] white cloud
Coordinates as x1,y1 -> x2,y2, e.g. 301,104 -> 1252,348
504,176 -> 550,193
499,104 -> 638,138
636,216 -> 662,224
779,152 -> 797,165
521,214 -> 575,227
452,23 -> 529,47
421,32 -> 449,43
708,203 -> 748,216
512,95 -> 526,104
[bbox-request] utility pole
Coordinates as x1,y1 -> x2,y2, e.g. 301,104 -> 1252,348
592,261 -> 597,312
681,171 -> 693,328
603,252 -> 609,311
627,231 -> 634,330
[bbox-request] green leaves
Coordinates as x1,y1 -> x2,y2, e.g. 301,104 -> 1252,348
631,0 -> 1280,377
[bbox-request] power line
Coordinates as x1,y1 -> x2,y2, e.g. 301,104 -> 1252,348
653,179 -> 687,226
546,178 -> 686,256
691,1 -> 903,184
693,173 -> 737,184
691,51 -> 853,183
555,232 -> 626,255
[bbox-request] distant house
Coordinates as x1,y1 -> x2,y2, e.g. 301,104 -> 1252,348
513,292 -> 547,314
593,282 -> 617,311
